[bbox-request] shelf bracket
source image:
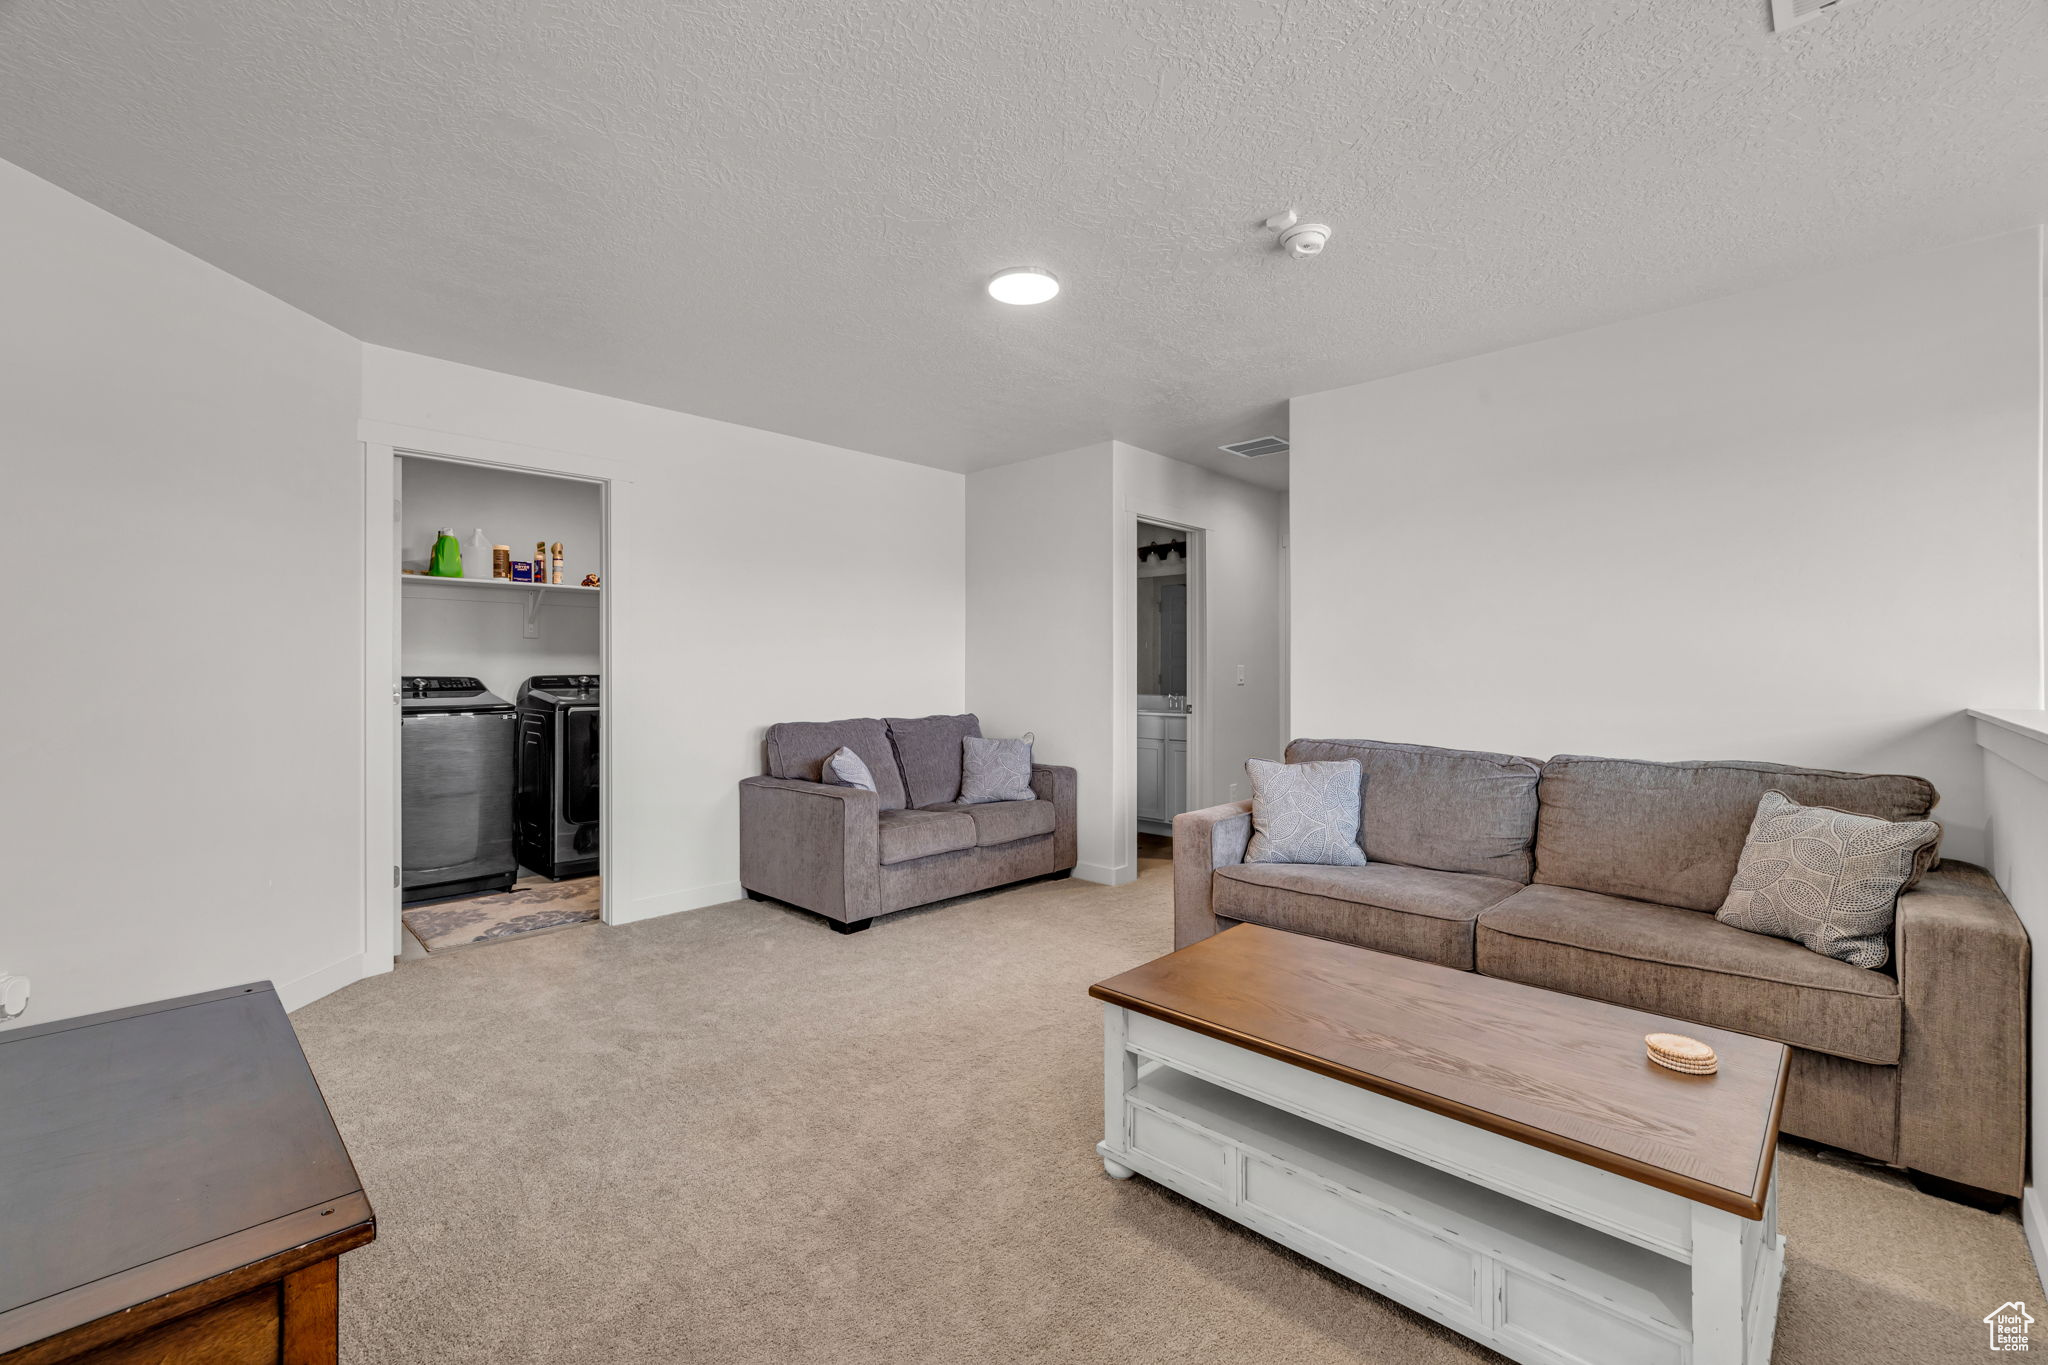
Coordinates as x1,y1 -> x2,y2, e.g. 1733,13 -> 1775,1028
523,587 -> 543,639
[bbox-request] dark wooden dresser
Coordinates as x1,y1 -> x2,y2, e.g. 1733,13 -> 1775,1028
0,983 -> 375,1364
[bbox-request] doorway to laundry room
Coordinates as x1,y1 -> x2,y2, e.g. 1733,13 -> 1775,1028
392,454 -> 607,959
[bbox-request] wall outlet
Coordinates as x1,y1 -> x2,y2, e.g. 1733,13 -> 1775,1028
1236,664 -> 1247,686
1228,782 -> 1241,800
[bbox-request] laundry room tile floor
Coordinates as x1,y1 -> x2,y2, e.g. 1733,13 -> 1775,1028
401,875 -> 602,955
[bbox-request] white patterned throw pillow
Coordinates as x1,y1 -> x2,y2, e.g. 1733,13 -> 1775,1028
960,734 -> 1035,804
1715,790 -> 1940,969
1245,758 -> 1367,866
821,745 -> 877,793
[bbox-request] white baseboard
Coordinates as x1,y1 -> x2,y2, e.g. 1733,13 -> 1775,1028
279,952 -> 379,1014
614,879 -> 746,925
1075,860 -> 1138,887
2023,1188 -> 2048,1287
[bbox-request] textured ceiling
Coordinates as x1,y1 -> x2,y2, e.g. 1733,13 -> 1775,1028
2,1 -> 2044,490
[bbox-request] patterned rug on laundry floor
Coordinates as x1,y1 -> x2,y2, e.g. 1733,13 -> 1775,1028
402,876 -> 601,953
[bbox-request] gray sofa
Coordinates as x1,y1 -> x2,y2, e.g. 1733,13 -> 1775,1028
740,714 -> 1077,933
1175,738 -> 2030,1200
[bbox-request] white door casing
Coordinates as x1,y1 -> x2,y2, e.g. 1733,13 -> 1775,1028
361,424 -> 622,970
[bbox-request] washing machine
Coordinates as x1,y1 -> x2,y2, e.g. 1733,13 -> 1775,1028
401,676 -> 518,903
515,675 -> 599,880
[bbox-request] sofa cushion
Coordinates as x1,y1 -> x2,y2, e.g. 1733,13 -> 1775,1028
1213,863 -> 1524,971
766,718 -> 908,811
1476,883 -> 1902,1065
875,808 -> 977,865
1246,758 -> 1367,866
1532,754 -> 1938,912
960,734 -> 1035,804
821,745 -> 877,792
1285,739 -> 1542,882
922,799 -> 1057,847
1716,791 -> 1941,969
886,714 -> 981,808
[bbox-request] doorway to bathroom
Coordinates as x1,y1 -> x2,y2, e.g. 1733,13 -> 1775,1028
1136,519 -> 1193,859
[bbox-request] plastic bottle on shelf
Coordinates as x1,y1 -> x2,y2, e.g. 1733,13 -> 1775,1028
429,528 -> 462,577
464,529 -> 493,580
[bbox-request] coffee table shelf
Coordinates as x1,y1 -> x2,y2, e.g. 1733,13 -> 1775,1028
1127,1064 -> 1694,1334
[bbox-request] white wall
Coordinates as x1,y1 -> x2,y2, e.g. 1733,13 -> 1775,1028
1971,713 -> 2048,1270
399,457 -> 602,702
1290,231 -> 2045,864
965,441 -> 1287,884
362,346 -> 967,923
3,159 -> 367,1024
400,584 -> 600,706
965,444 -> 1119,879
1,160 -> 967,1027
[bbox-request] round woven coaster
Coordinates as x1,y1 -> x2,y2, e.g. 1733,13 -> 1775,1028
1650,1056 -> 1719,1074
1645,1032 -> 1718,1074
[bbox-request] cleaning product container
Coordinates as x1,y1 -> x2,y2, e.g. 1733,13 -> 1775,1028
464,529 -> 493,579
429,528 -> 462,577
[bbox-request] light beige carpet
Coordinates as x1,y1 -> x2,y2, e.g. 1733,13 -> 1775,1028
293,864 -> 2039,1364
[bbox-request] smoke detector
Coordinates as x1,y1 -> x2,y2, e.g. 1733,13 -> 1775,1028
1771,0 -> 1858,30
1221,436 -> 1290,459
1265,210 -> 1332,259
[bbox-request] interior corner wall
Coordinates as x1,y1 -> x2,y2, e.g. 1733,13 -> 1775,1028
1288,229 -> 2046,865
360,346 -> 967,922
964,441 -> 1287,886
964,443 -> 1121,880
3,157 -> 367,1025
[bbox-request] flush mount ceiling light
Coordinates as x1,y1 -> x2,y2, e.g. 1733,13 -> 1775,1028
987,267 -> 1059,305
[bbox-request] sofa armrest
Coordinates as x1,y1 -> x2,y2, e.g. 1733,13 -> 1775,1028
1173,800 -> 1253,949
1895,860 -> 2029,1195
738,776 -> 880,924
1030,763 -> 1079,870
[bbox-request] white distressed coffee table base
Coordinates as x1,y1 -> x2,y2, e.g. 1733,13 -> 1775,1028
1099,1003 -> 1783,1365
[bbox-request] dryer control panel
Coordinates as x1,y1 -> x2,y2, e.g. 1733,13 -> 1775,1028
406,676 -> 487,696
527,675 -> 599,692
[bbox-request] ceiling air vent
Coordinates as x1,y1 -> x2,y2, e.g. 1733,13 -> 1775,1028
1771,0 -> 1857,31
1220,436 -> 1289,459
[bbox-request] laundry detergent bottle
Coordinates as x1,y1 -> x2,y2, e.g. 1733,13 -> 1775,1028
429,527 -> 462,577
463,528 -> 493,579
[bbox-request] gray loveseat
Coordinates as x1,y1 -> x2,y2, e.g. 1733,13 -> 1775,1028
1175,738 -> 2029,1200
740,713 -> 1077,933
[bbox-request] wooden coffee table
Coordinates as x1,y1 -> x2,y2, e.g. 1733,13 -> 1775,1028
1090,924 -> 1788,1365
